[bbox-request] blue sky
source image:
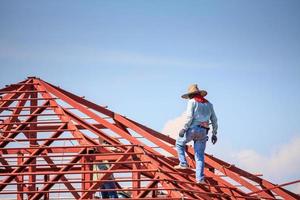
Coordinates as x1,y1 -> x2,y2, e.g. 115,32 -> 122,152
1,0 -> 300,188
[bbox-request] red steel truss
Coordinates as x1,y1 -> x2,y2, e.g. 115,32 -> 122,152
0,77 -> 299,200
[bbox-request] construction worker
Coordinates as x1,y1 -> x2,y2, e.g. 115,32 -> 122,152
93,162 -> 118,199
93,138 -> 119,199
175,84 -> 218,184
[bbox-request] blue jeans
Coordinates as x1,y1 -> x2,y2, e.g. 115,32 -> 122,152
100,181 -> 118,198
176,126 -> 208,182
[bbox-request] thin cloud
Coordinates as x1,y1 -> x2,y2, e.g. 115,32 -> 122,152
161,112 -> 186,139
95,51 -> 212,68
233,136 -> 300,193
0,44 -> 216,69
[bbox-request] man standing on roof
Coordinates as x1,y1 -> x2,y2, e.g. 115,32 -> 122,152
175,84 -> 218,184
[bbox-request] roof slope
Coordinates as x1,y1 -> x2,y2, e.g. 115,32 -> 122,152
0,77 -> 298,200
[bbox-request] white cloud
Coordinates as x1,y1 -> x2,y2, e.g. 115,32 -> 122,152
234,137 -> 300,178
162,113 -> 300,194
233,136 -> 300,194
161,112 -> 186,139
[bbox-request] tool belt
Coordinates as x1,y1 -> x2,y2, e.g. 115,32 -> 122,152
199,122 -> 210,131
197,124 -> 210,131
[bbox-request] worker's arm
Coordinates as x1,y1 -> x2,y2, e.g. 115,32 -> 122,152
182,99 -> 195,131
210,103 -> 218,135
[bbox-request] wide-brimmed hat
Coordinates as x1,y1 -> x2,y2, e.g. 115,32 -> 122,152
181,84 -> 207,99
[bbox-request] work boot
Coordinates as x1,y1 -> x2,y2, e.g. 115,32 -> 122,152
174,164 -> 189,169
196,180 -> 205,184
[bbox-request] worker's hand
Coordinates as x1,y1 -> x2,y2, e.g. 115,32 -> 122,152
179,129 -> 186,137
211,134 -> 217,145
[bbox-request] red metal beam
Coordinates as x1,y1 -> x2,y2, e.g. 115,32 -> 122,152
0,101 -> 50,148
29,148 -> 87,200
0,79 -> 31,113
0,123 -> 67,191
42,153 -> 80,199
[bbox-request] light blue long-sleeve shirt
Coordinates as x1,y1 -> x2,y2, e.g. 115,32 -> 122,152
183,99 -> 218,135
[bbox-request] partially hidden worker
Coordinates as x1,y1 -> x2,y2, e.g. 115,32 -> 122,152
93,137 -> 118,199
93,162 -> 118,199
175,84 -> 218,184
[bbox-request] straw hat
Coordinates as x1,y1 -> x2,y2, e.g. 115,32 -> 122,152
181,84 -> 207,99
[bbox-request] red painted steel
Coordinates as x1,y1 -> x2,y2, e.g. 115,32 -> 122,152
0,77 -> 299,200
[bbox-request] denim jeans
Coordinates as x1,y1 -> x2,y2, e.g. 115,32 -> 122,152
176,125 -> 208,182
100,181 -> 118,198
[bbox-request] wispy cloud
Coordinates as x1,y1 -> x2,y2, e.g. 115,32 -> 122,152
233,136 -> 300,193
0,44 -> 216,69
89,50 -> 200,68
161,112 -> 186,138
234,137 -> 300,178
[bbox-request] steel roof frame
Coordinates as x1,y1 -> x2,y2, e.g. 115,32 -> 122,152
0,77 -> 299,200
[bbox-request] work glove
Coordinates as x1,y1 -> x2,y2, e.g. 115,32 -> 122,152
211,134 -> 217,145
179,129 -> 186,137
